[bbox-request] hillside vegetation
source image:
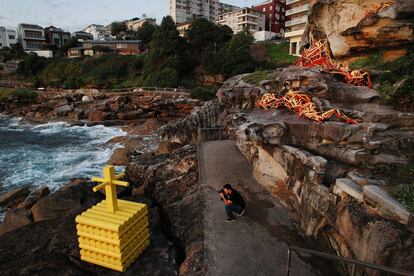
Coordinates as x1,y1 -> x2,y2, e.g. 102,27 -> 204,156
7,17 -> 296,91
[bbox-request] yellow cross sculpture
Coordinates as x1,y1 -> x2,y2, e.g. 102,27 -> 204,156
91,165 -> 129,213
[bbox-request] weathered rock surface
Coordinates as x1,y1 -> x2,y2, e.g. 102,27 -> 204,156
127,146 -> 204,275
306,0 -> 414,62
215,68 -> 414,273
159,67 -> 414,273
159,100 -> 224,145
0,187 -> 30,207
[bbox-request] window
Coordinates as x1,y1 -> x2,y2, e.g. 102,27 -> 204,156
270,6 -> 272,10
263,7 -> 266,12
9,35 -> 15,39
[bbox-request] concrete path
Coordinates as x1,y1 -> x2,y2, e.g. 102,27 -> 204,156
199,140 -> 330,276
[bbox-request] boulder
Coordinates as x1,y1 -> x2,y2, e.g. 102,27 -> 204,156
0,187 -> 30,206
31,186 -> 50,198
81,95 -> 92,102
0,208 -> 32,236
107,148 -> 130,166
88,110 -> 109,122
157,141 -> 182,155
54,105 -> 72,117
16,196 -> 39,209
30,179 -> 101,222
117,110 -> 144,120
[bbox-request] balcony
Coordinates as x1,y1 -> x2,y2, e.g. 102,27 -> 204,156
286,0 -> 301,5
285,4 -> 309,16
285,16 -> 307,27
236,12 -> 259,18
284,28 -> 305,38
237,20 -> 258,25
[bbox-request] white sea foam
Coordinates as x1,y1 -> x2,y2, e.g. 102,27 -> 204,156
0,118 -> 127,193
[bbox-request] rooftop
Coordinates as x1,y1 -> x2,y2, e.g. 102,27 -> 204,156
19,23 -> 43,30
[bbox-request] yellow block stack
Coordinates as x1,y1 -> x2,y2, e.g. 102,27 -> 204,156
75,199 -> 150,272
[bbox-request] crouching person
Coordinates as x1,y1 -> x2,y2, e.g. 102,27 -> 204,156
218,184 -> 246,222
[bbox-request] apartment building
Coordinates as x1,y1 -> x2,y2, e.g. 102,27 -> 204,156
17,23 -> 46,51
169,0 -> 240,24
83,24 -> 113,41
252,0 -> 286,34
126,17 -> 156,31
0,27 -> 17,48
284,0 -> 310,55
217,8 -> 266,34
44,26 -> 70,47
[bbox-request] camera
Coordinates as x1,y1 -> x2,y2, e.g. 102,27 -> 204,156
218,189 -> 224,194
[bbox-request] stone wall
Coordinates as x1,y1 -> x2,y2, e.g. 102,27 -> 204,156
158,99 -> 224,145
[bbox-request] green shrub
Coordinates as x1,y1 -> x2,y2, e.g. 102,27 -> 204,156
16,53 -> 49,77
190,86 -> 216,101
145,67 -> 179,87
393,183 -> 414,213
0,87 -> 14,100
11,88 -> 37,102
242,70 -> 271,86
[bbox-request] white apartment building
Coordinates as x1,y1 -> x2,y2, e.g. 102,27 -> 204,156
169,0 -> 240,23
126,18 -> 156,31
83,24 -> 113,41
217,8 -> 266,34
0,27 -> 17,48
17,23 -> 46,51
284,0 -> 310,55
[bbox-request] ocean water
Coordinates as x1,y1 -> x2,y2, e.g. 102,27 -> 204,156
0,115 -> 127,218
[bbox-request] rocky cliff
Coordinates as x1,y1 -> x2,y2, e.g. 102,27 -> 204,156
159,66 -> 414,274
305,0 -> 414,63
218,68 -> 414,274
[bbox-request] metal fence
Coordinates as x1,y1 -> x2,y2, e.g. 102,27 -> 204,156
286,246 -> 413,276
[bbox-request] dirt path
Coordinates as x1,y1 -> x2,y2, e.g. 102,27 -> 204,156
199,140 -> 331,276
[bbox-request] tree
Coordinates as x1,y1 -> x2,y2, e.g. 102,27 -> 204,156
135,22 -> 156,44
204,30 -> 256,78
187,18 -> 233,59
143,16 -> 191,87
59,37 -> 79,57
16,53 -> 48,77
110,21 -> 127,37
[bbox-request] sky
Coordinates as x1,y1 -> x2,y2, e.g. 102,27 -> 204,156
0,0 -> 260,32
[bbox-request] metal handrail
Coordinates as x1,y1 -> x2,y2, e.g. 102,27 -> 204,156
286,246 -> 413,276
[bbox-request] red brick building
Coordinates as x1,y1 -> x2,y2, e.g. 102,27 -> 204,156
252,0 -> 286,34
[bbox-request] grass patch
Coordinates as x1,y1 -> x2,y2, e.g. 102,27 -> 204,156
374,164 -> 414,212
349,49 -> 414,111
349,51 -> 384,70
263,41 -> 297,66
0,87 -> 14,100
242,70 -> 271,86
393,184 -> 414,213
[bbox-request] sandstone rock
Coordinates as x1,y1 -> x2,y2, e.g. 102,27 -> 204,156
107,147 -> 129,166
0,208 -> 32,236
31,186 -> 50,198
157,141 -> 181,155
333,178 -> 363,202
31,179 -> 101,222
16,196 -> 39,209
117,110 -> 144,120
363,185 -> 412,224
306,0 -> 414,62
0,187 -> 30,206
88,110 -> 109,122
54,105 -> 72,117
